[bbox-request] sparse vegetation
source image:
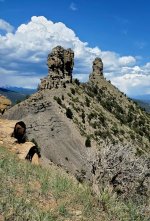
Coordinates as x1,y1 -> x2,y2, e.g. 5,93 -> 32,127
52,78 -> 149,150
0,146 -> 148,221
0,147 -> 100,220
72,96 -> 79,103
70,87 -> 75,95
111,124 -> 119,135
88,112 -> 97,121
85,96 -> 91,107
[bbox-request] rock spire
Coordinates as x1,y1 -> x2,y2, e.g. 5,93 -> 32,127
39,46 -> 74,90
89,57 -> 103,82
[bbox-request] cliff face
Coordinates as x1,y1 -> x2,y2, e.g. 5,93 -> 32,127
3,46 -> 150,200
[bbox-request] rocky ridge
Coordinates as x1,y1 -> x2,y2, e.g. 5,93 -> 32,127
3,46 -> 150,201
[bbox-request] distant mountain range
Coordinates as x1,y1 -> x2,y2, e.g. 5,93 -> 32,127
1,86 -> 150,112
3,86 -> 37,95
132,94 -> 150,101
131,94 -> 150,113
0,87 -> 36,104
134,99 -> 150,113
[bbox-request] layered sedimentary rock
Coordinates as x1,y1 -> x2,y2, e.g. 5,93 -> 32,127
39,46 -> 74,90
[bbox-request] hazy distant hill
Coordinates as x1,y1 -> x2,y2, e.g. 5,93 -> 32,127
4,87 -> 36,95
135,99 -> 150,112
131,94 -> 150,112
0,87 -> 36,104
132,94 -> 150,101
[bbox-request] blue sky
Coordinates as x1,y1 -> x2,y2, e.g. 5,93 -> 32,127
0,0 -> 150,96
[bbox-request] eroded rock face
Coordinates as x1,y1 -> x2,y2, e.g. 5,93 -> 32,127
89,57 -> 103,82
93,58 -> 103,75
39,46 -> 74,90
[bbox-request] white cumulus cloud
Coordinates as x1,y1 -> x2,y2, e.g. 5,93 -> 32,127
0,19 -> 14,33
118,56 -> 136,66
0,16 -> 150,96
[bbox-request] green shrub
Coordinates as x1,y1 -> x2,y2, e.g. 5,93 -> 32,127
111,126 -> 119,135
85,96 -> 90,107
120,129 -> 125,135
66,108 -> 73,119
58,204 -> 68,217
85,136 -> 91,147
62,95 -> 64,100
70,87 -> 75,95
92,85 -> 98,94
72,97 -> 79,103
54,96 -> 62,105
98,115 -> 106,126
90,122 -> 97,129
88,112 -> 97,121
129,131 -> 135,140
81,111 -> 85,123
74,78 -> 80,86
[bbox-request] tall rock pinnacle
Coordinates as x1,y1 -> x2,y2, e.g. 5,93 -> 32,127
89,57 -> 103,83
39,46 -> 74,90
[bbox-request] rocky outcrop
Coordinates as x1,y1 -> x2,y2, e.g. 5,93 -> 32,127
39,46 -> 74,90
0,95 -> 11,115
3,46 -> 150,201
89,57 -> 103,83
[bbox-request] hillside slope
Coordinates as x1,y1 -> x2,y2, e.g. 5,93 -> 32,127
1,146 -> 149,221
3,46 -> 150,201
